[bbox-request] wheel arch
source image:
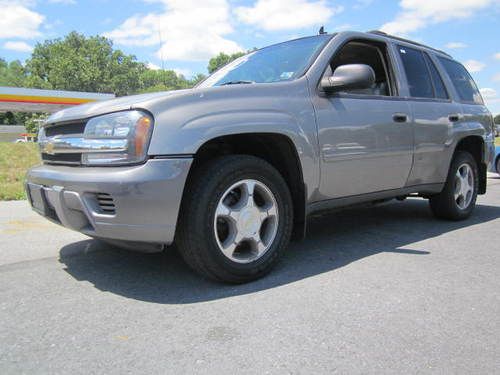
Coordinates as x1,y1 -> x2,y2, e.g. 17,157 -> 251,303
453,135 -> 486,194
186,132 -> 307,240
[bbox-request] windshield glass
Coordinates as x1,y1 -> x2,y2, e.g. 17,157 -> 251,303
197,35 -> 332,88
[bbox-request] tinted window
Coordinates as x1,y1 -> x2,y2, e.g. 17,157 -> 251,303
424,53 -> 448,99
398,45 -> 433,98
438,57 -> 483,104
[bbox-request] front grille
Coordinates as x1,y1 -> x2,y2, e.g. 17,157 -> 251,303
42,153 -> 81,165
45,122 -> 86,137
42,121 -> 86,165
96,193 -> 116,214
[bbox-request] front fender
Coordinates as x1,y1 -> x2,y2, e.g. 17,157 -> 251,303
144,81 -> 320,201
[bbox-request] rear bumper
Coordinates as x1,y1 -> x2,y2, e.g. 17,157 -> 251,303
26,158 -> 192,245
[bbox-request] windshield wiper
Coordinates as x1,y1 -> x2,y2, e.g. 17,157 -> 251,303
219,80 -> 255,86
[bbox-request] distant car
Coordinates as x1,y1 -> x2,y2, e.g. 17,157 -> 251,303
15,133 -> 37,143
491,146 -> 500,174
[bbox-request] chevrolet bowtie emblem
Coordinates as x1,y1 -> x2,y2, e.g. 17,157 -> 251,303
44,142 -> 55,155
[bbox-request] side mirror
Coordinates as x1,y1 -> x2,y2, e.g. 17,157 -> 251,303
321,64 -> 375,93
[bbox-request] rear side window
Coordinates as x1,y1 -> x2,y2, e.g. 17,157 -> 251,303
438,57 -> 483,104
423,53 -> 448,99
398,45 -> 434,98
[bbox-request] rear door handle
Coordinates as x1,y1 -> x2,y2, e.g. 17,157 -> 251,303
448,114 -> 460,122
393,113 -> 408,123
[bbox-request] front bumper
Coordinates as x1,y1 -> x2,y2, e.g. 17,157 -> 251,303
26,158 -> 192,245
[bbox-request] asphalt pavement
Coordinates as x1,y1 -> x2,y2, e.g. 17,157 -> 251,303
1,175 -> 500,374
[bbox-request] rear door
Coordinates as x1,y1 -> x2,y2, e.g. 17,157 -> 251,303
395,45 -> 463,186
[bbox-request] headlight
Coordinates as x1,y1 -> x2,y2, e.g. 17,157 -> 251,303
81,110 -> 153,166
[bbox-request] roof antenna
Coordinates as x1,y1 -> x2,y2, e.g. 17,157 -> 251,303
319,26 -> 326,35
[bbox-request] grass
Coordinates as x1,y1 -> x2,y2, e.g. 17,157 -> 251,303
0,142 -> 40,200
496,137 -> 500,147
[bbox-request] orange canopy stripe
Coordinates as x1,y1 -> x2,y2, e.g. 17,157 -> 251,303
0,94 -> 96,105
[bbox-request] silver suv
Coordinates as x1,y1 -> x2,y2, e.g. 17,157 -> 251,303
27,31 -> 496,283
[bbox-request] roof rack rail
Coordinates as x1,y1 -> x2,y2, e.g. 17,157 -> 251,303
367,30 -> 451,57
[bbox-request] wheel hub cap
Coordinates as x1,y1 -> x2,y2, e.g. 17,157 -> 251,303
214,179 -> 279,264
238,207 -> 261,237
454,163 -> 474,210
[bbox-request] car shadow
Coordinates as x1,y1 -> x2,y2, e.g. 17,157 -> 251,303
59,199 -> 500,304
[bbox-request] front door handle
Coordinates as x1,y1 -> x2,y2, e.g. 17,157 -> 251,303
448,114 -> 460,122
393,113 -> 408,123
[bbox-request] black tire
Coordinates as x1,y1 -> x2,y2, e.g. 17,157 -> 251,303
496,157 -> 500,174
176,155 -> 293,283
429,151 -> 478,220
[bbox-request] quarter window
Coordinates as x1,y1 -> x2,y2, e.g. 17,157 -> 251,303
438,57 -> 483,104
423,53 -> 448,100
398,45 -> 434,98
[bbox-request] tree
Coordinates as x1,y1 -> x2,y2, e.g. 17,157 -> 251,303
139,69 -> 191,93
0,58 -> 27,87
24,113 -> 48,133
25,32 -> 145,96
207,52 -> 246,74
494,114 -> 500,124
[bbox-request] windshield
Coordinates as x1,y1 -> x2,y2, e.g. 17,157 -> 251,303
197,35 -> 332,88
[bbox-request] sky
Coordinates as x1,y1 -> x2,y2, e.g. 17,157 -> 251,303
0,0 -> 499,113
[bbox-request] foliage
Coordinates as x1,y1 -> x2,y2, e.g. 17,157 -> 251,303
0,143 -> 40,200
207,52 -> 246,74
0,58 -> 27,86
0,112 -> 31,125
139,69 -> 190,93
26,32 -> 146,96
494,114 -> 500,124
24,113 -> 48,133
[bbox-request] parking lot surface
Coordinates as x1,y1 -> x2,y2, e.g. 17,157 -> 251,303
1,175 -> 500,374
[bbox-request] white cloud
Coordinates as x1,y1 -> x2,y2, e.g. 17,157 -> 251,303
3,40 -> 33,52
146,62 -> 161,70
0,1 -> 44,39
480,88 -> 497,99
172,67 -> 192,77
104,0 -> 242,61
235,0 -> 343,31
494,52 -> 500,60
493,73 -> 500,82
445,42 -> 468,49
381,0 -> 496,35
464,59 -> 486,73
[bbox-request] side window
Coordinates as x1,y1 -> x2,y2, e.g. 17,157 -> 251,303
327,40 -> 393,96
398,45 -> 433,98
423,53 -> 449,99
438,57 -> 483,104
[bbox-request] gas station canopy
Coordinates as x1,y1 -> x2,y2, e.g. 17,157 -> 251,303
0,86 -> 115,113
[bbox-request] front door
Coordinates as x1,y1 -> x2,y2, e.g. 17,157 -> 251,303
312,39 -> 414,200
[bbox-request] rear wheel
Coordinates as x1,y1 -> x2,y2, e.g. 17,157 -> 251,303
176,155 -> 293,283
429,151 -> 478,220
496,157 -> 500,174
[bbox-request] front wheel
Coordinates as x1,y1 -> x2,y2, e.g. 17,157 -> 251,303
429,151 -> 478,220
176,155 -> 293,283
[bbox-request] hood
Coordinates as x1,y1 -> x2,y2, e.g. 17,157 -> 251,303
46,89 -> 192,125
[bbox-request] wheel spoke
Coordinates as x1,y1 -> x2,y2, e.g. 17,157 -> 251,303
250,233 -> 266,255
220,241 -> 237,258
216,202 -> 238,221
241,180 -> 256,208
